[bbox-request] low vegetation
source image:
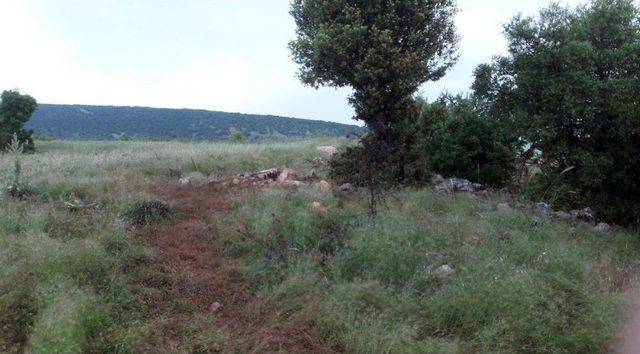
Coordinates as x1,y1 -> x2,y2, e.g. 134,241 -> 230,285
0,139 -> 637,353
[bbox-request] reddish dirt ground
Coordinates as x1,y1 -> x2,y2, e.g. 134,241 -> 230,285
145,181 -> 334,353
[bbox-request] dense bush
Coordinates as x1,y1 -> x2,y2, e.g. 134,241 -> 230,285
0,90 -> 37,152
416,95 -> 516,186
330,95 -> 516,188
473,0 -> 640,225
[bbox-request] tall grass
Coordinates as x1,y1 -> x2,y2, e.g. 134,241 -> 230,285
0,138 -> 343,352
224,188 -> 640,353
0,138 -> 638,352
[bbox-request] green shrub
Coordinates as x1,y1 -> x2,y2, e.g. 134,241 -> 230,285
120,200 -> 172,226
473,0 -> 640,225
328,95 -> 516,189
416,95 -> 516,186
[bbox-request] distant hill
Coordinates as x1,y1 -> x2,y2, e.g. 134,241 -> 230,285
27,104 -> 364,141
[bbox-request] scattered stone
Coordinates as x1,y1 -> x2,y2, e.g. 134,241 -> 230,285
535,202 -> 552,217
434,177 -> 483,194
570,227 -> 577,236
531,217 -> 541,227
434,264 -> 455,277
250,168 -> 280,180
496,203 -> 511,212
280,180 -> 306,188
339,183 -> 353,192
310,201 -> 328,212
232,178 -> 241,185
595,222 -> 611,233
570,208 -> 595,224
276,168 -> 298,183
316,180 -> 331,193
209,301 -> 223,313
177,176 -> 191,187
553,211 -> 572,220
316,146 -> 338,156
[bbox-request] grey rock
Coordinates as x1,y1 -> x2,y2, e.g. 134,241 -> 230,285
595,222 -> 610,233
570,208 -> 595,224
553,211 -> 572,220
496,203 -> 512,212
434,177 -> 483,194
536,202 -> 552,217
339,183 -> 353,192
569,227 -> 577,236
434,264 -> 455,277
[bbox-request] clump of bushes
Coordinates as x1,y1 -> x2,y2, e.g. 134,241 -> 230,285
120,200 -> 172,226
472,0 -> 640,225
330,95 -> 517,189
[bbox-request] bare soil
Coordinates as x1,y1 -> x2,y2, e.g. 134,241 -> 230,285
144,181 -> 333,353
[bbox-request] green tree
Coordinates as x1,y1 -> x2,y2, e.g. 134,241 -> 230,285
474,0 -> 640,224
0,90 -> 38,152
289,0 -> 459,209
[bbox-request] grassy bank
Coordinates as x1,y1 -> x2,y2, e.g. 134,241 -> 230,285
0,139 -> 638,353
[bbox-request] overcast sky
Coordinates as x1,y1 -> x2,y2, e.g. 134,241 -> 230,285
0,0 -> 588,125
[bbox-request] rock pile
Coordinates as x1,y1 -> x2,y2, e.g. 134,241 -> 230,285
432,175 -> 484,194
223,168 -> 306,189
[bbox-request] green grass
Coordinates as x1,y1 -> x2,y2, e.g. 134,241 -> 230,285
224,188 -> 639,353
0,138 -> 637,353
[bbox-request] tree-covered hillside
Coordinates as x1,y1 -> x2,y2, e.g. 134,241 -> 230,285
27,104 -> 364,141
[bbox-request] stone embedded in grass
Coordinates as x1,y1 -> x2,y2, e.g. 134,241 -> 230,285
433,177 -> 483,194
310,201 -> 328,212
570,208 -> 595,224
553,211 -> 572,220
339,183 -> 352,192
276,168 -> 298,183
434,264 -> 455,277
496,203 -> 511,212
595,222 -> 611,233
536,202 -> 552,217
316,180 -> 331,193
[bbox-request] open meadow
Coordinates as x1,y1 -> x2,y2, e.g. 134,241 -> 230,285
0,139 -> 639,353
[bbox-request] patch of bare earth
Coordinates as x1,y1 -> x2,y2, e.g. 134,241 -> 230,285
144,181 -> 333,353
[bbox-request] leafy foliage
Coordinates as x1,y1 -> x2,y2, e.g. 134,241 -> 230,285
27,104 -> 364,141
0,90 -> 37,152
290,0 -> 459,209
416,95 -> 516,186
330,96 -> 517,188
474,0 -> 640,224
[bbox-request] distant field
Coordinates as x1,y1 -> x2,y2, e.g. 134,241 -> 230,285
27,104 -> 365,141
0,139 -> 638,353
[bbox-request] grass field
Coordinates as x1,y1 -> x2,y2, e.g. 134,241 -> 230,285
1,139 -> 638,353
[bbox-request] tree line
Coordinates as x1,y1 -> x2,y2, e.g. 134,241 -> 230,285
291,0 -> 640,225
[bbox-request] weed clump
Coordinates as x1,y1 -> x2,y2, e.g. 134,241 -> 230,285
120,200 -> 172,226
4,134 -> 34,199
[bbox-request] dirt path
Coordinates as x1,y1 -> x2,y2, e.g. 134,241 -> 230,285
144,181 -> 333,353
